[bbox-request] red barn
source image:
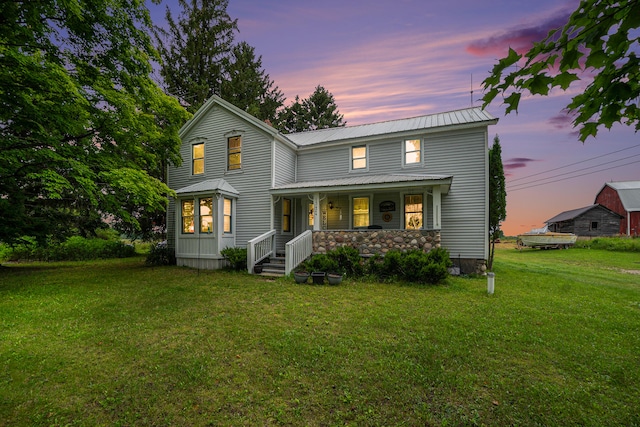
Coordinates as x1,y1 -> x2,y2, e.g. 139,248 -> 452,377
594,181 -> 640,236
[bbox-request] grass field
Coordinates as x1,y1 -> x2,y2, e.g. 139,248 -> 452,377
1,244 -> 639,426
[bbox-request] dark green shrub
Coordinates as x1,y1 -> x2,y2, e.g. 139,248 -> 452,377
303,253 -> 339,273
380,250 -> 403,279
327,246 -> 364,277
221,247 -> 248,271
146,241 -> 176,266
362,248 -> 451,285
2,236 -> 136,261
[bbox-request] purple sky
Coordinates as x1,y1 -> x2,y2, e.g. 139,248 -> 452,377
150,0 -> 639,236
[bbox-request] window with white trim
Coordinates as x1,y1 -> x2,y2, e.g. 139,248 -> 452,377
351,145 -> 367,170
404,194 -> 423,229
200,197 -> 213,233
404,139 -> 421,165
353,197 -> 370,227
182,200 -> 195,233
282,198 -> 291,233
192,143 -> 204,175
227,136 -> 241,170
223,198 -> 233,233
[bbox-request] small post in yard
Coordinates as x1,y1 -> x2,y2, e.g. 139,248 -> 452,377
487,272 -> 495,295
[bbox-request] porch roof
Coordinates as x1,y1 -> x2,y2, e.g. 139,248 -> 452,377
270,174 -> 452,196
175,178 -> 240,197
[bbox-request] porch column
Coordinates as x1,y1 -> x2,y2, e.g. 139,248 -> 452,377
433,186 -> 442,230
313,192 -> 321,231
270,195 -> 275,231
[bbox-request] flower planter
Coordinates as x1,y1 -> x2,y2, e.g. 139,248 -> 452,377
293,271 -> 309,284
327,273 -> 343,285
311,271 -> 325,285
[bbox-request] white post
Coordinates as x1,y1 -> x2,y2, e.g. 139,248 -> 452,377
313,193 -> 321,231
433,186 -> 441,230
487,272 -> 495,295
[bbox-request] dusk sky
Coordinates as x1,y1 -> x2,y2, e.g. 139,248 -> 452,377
150,0 -> 639,236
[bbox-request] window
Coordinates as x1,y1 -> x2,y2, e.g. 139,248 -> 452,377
282,198 -> 291,233
308,203 -> 314,226
404,139 -> 421,165
182,200 -> 195,233
351,145 -> 367,170
228,136 -> 241,170
405,194 -> 423,229
353,197 -> 370,227
192,143 -> 204,175
200,198 -> 213,233
223,198 -> 232,233
591,221 -> 598,230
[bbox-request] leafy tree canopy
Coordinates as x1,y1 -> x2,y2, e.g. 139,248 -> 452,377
0,0 -> 190,245
482,0 -> 640,141
276,85 -> 346,133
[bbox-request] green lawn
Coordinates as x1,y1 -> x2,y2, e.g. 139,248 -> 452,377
1,246 -> 639,426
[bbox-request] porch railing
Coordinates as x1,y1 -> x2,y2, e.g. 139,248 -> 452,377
247,229 -> 276,274
285,230 -> 312,275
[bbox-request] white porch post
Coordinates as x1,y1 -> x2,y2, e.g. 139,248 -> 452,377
313,192 -> 321,231
270,195 -> 275,231
433,186 -> 442,230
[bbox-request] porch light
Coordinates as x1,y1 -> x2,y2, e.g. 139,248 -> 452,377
328,201 -> 334,209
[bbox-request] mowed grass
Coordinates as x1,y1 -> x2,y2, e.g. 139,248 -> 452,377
1,246 -> 639,426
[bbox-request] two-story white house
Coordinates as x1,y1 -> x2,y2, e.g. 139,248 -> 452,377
167,95 -> 498,274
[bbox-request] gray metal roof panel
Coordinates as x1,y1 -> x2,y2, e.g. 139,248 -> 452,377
285,107 -> 497,146
605,181 -> 640,211
272,174 -> 452,191
175,178 -> 239,196
545,205 -> 599,223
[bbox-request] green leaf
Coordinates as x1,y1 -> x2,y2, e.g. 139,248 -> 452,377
528,74 -> 554,95
555,72 -> 580,90
503,92 -> 521,114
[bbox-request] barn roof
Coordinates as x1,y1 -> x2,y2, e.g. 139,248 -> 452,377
286,107 -> 497,146
600,181 -> 640,212
545,204 -> 623,224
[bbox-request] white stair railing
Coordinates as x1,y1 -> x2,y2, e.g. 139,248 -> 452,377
247,230 -> 276,274
285,230 -> 313,275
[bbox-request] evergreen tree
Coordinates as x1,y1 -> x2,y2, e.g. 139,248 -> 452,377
488,135 -> 507,270
220,42 -> 284,123
276,86 -> 346,133
154,0 -> 238,113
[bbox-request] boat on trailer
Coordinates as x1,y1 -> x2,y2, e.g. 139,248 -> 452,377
517,226 -> 577,249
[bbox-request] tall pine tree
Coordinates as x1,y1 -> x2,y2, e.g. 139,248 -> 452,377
488,135 -> 507,270
154,0 -> 238,113
276,86 -> 346,133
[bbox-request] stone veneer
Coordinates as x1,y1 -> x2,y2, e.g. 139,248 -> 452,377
312,229 -> 440,255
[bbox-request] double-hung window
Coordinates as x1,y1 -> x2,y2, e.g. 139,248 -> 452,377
228,136 -> 241,170
404,139 -> 421,166
353,197 -> 370,227
223,198 -> 233,233
351,145 -> 367,170
404,194 -> 423,229
182,200 -> 195,233
192,143 -> 204,175
200,198 -> 213,233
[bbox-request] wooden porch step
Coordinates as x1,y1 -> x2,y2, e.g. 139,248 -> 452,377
258,256 -> 286,277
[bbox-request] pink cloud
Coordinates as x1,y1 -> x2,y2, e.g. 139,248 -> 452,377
505,157 -> 537,170
465,7 -> 573,57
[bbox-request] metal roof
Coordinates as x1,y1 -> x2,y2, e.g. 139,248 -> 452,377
545,204 -> 622,224
271,174 -> 452,195
603,181 -> 640,211
175,178 -> 239,196
286,107 -> 497,146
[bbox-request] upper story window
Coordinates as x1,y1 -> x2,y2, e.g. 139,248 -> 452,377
404,139 -> 421,165
200,197 -> 213,233
282,198 -> 292,233
353,197 -> 370,227
351,145 -> 367,170
182,200 -> 195,233
227,136 -> 242,170
192,143 -> 204,175
404,194 -> 423,229
223,197 -> 233,233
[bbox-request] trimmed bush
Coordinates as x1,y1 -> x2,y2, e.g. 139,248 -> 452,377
303,253 -> 339,274
220,247 -> 248,271
327,246 -> 364,277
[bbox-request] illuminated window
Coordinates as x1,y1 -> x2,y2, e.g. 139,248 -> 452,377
404,194 -> 423,229
353,197 -> 369,227
308,203 -> 314,226
200,198 -> 213,233
404,139 -> 421,165
223,198 -> 232,233
192,143 -> 204,175
282,198 -> 291,233
182,200 -> 195,233
351,145 -> 367,170
228,136 -> 241,170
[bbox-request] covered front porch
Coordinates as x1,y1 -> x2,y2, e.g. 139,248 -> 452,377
248,174 -> 452,274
